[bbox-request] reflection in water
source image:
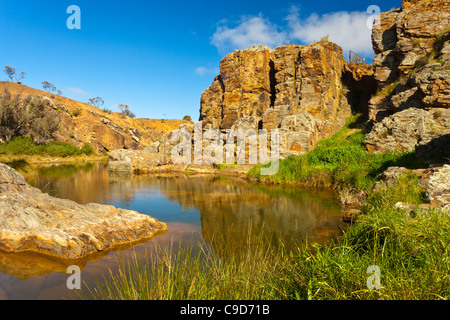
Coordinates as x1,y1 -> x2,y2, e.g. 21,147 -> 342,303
0,162 -> 345,299
145,175 -> 345,255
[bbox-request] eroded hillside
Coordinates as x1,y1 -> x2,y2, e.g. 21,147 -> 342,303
0,82 -> 186,153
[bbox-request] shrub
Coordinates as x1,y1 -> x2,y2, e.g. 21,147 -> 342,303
375,80 -> 399,97
72,109 -> 82,117
0,89 -> 61,143
80,143 -> 95,155
119,104 -> 136,118
433,111 -> 442,119
0,136 -> 96,157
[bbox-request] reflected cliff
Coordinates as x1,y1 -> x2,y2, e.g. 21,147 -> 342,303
138,174 -> 345,254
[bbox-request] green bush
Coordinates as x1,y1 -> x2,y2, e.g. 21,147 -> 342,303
72,109 -> 82,117
0,88 -> 61,143
80,143 -> 95,155
0,136 -> 96,157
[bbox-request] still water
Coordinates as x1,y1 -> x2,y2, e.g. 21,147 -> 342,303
0,162 -> 345,300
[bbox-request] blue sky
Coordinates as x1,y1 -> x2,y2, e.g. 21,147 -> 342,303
0,0 -> 401,120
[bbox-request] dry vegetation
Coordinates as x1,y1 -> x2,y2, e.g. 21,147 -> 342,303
0,81 -> 185,152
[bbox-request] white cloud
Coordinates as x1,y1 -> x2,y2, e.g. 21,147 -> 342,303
211,14 -> 287,55
286,6 -> 374,57
65,87 -> 88,96
210,7 -> 375,59
195,66 -> 219,76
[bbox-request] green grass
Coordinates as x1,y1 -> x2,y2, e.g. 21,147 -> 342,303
0,136 -> 94,157
81,234 -> 296,300
248,115 -> 425,192
375,80 -> 399,97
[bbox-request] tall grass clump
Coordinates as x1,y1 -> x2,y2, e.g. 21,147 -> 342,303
81,236 -> 297,300
289,174 -> 450,299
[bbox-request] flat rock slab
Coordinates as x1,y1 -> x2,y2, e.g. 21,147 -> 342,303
0,163 -> 168,260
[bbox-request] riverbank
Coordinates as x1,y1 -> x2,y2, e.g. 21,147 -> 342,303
0,135 -> 109,178
0,154 -> 108,179
82,115 -> 449,300
84,174 -> 449,299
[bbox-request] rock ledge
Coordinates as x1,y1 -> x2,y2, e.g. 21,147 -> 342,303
0,163 -> 168,260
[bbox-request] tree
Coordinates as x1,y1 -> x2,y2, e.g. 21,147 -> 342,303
15,72 -> 26,84
57,90 -> 63,96
42,81 -> 56,93
4,66 -> 15,82
3,66 -> 26,83
118,104 -> 136,118
88,97 -> 105,108
183,115 -> 192,122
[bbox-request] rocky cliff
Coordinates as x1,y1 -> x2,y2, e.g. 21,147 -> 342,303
365,0 -> 450,157
110,0 -> 450,173
199,41 -> 372,156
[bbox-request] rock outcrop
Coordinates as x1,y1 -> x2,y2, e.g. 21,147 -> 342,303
366,0 -> 450,156
374,164 -> 450,210
0,163 -> 168,259
426,164 -> 450,207
200,41 -> 356,156
110,40 -> 373,172
365,107 -> 450,157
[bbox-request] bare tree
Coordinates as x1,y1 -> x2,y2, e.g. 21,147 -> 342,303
88,97 -> 105,108
15,72 -> 26,84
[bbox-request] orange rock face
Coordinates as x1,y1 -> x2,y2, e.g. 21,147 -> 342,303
199,41 -> 366,157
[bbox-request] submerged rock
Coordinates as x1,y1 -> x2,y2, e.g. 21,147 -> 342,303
0,163 -> 168,259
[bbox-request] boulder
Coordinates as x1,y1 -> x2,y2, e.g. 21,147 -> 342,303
426,164 -> 450,207
366,108 -> 450,156
108,149 -> 162,172
0,163 -> 168,260
198,40 -> 362,160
